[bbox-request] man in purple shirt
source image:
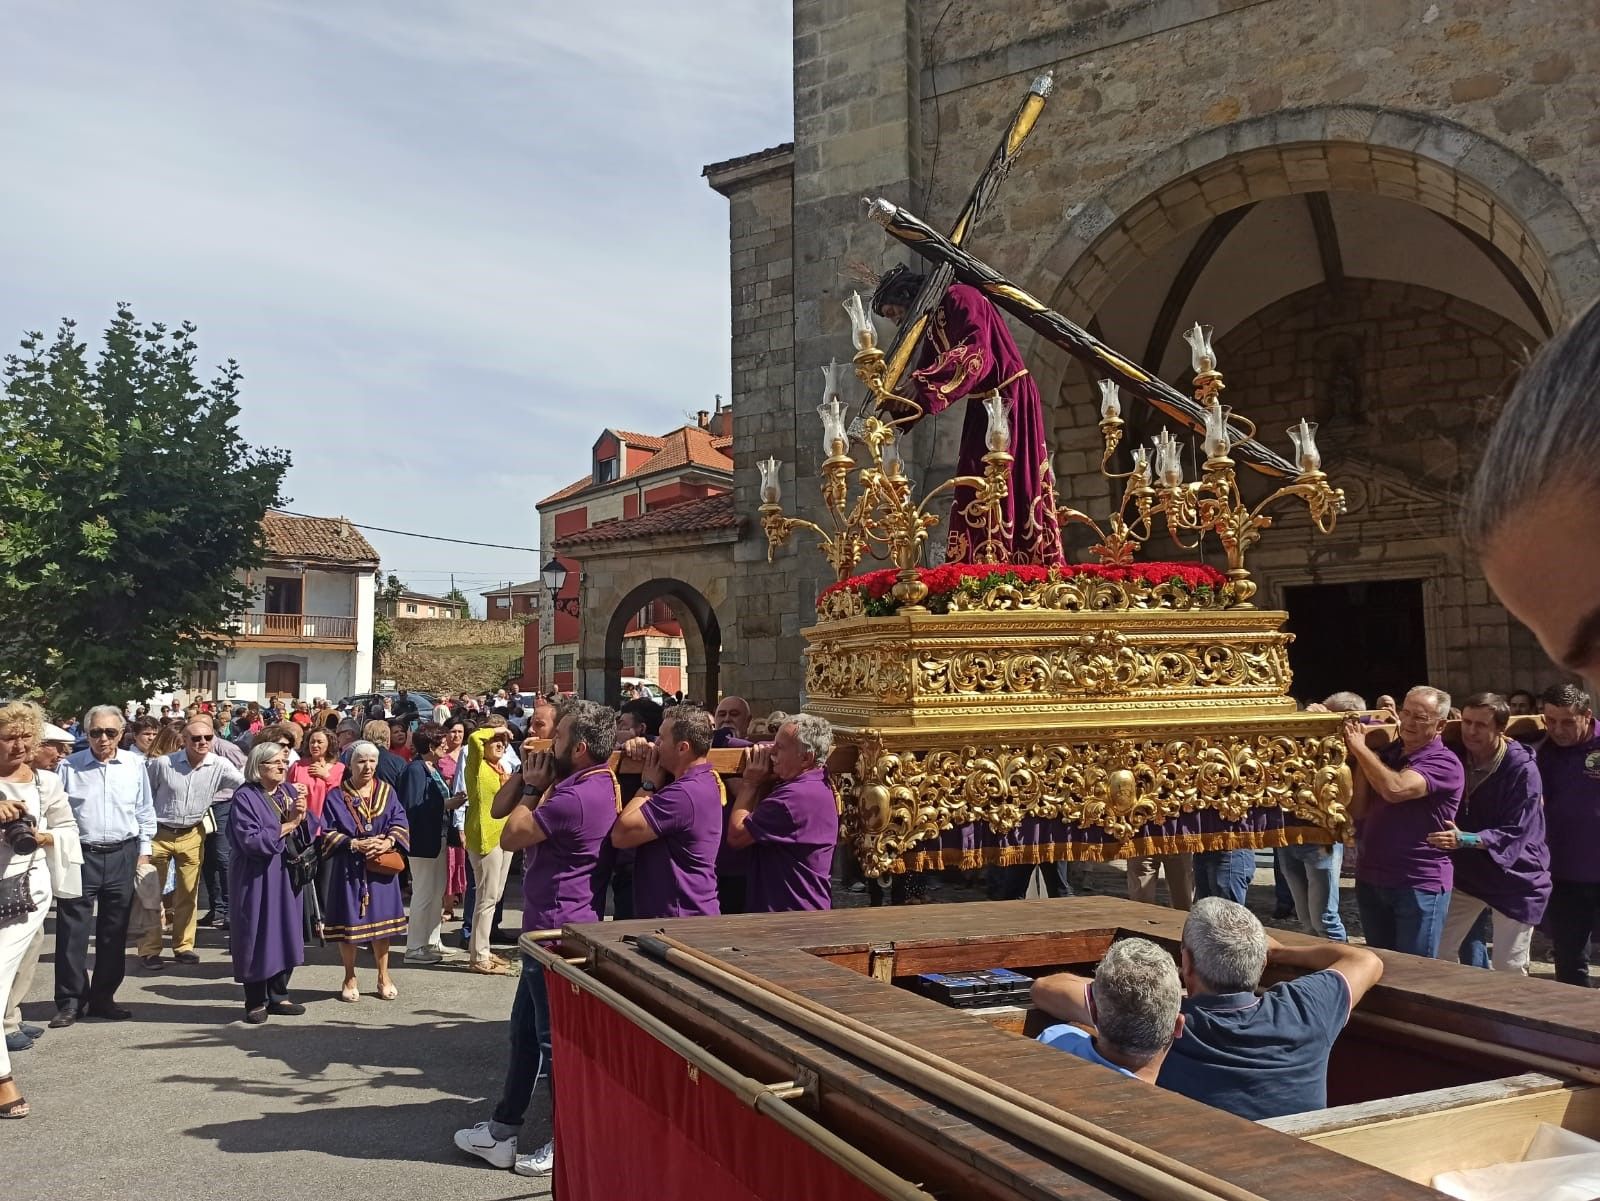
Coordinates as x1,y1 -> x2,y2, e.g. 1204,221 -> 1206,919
726,713 -> 839,913
1345,685 -> 1464,957
611,705 -> 721,919
455,698 -> 618,1179
1535,683 -> 1600,987
1427,692 -> 1550,974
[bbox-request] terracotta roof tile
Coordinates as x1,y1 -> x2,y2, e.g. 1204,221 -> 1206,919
537,473 -> 593,507
555,494 -> 738,547
610,429 -> 669,450
262,511 -> 379,566
632,426 -> 734,477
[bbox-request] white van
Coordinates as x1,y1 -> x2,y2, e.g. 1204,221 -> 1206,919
619,676 -> 667,704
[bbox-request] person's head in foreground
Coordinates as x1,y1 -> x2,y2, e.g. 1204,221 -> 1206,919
1085,937 -> 1184,1081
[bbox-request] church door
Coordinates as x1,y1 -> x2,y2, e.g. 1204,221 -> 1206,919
1283,579 -> 1428,708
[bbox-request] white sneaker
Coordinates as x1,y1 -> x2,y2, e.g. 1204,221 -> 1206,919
513,1140 -> 554,1176
454,1122 -> 516,1168
404,947 -> 444,964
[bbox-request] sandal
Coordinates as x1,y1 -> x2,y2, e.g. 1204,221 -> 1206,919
0,1077 -> 28,1120
338,983 -> 360,1003
469,957 -> 509,976
376,982 -> 398,1001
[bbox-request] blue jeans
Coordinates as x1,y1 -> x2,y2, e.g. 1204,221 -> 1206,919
490,955 -> 552,1141
1193,850 -> 1255,904
1276,843 -> 1347,941
1355,882 -> 1450,957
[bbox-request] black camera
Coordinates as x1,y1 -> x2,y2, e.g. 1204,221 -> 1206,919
1,814 -> 38,854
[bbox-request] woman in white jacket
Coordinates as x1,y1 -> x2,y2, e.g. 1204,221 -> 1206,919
0,701 -> 81,1119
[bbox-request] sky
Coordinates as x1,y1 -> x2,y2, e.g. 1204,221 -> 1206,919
0,0 -> 792,614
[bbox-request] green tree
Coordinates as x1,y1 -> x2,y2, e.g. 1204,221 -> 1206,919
444,585 -> 469,614
0,307 -> 289,712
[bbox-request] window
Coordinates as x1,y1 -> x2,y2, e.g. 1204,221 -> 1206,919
657,647 -> 682,667
553,653 -> 575,673
264,576 -> 303,615
622,642 -> 644,672
595,456 -> 618,484
187,659 -> 219,696
405,603 -> 417,614
496,596 -> 511,609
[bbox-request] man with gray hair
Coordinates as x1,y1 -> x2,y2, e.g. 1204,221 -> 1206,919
1159,898 -> 1381,1119
726,713 -> 839,913
1030,938 -> 1184,1082
1344,685 -> 1465,956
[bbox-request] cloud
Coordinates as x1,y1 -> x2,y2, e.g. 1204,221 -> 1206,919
0,0 -> 791,587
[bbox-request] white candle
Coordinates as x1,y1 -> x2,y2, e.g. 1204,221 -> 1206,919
1183,322 -> 1216,374
1098,379 -> 1121,421
982,394 -> 1010,453
758,457 -> 781,504
843,291 -> 875,352
1288,419 -> 1322,473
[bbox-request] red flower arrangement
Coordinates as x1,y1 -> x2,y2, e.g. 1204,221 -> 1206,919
817,561 -> 1230,617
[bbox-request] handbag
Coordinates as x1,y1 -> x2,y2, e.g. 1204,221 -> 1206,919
348,781 -> 405,877
200,807 -> 218,837
0,853 -> 41,924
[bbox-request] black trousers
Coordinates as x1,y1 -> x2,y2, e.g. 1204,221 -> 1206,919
717,872 -> 747,916
55,838 -> 138,1012
200,800 -> 231,919
1548,879 -> 1600,987
243,969 -> 293,1010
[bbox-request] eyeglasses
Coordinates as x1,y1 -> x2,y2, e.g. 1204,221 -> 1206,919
276,740 -> 294,749
187,734 -> 214,743
88,728 -> 120,738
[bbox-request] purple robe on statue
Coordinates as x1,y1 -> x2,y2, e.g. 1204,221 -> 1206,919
907,283 -> 1065,565
319,781 -> 410,945
227,782 -> 318,984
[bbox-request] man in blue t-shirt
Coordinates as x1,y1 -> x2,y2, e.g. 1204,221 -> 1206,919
1031,937 -> 1184,1082
1162,898 -> 1382,1119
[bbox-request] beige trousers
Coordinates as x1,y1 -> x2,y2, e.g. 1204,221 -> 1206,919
467,847 -> 512,964
1125,853 -> 1194,911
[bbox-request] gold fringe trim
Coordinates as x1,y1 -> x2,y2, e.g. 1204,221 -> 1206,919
891,824 -> 1337,875
320,916 -> 409,942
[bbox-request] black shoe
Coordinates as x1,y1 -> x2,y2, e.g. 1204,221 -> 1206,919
489,927 -> 516,945
215,916 -> 229,932
173,950 -> 201,966
47,1009 -> 77,1029
199,911 -> 216,928
84,1003 -> 132,1021
19,1023 -> 43,1040
244,1006 -> 269,1025
140,955 -> 166,971
266,1001 -> 306,1016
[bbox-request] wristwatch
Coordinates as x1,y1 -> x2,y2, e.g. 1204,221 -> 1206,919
639,779 -> 659,794
522,784 -> 540,797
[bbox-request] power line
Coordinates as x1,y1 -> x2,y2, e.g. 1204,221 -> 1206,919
276,510 -> 541,554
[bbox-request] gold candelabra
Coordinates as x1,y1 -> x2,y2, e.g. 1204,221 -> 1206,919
1058,323 -> 1345,606
759,294 -> 1013,612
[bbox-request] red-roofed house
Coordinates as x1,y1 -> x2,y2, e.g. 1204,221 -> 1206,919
527,405 -> 737,698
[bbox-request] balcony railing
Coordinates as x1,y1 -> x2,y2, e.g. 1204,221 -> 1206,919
231,612 -> 357,642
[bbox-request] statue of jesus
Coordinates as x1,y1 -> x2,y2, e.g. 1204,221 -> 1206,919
872,266 -> 1066,566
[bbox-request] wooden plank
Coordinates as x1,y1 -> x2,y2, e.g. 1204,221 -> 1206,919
1293,1082 -> 1600,1185
1262,1073 -> 1566,1136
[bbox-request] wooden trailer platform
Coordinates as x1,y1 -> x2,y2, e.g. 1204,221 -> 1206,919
531,898 -> 1600,1201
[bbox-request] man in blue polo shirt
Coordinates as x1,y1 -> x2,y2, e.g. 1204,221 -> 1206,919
1153,898 -> 1383,1119
1030,937 -> 1185,1083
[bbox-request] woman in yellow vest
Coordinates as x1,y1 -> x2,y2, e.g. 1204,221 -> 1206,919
463,724 -> 514,974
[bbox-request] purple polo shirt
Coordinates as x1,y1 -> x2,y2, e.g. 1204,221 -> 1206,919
633,761 -> 723,918
524,765 -> 620,933
1449,740 -> 1551,925
1356,735 -> 1464,891
1536,727 -> 1600,883
743,767 -> 838,913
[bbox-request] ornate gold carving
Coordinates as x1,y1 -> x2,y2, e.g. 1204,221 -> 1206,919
838,729 -> 1351,877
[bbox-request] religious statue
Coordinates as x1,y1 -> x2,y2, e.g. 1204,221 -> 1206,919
870,265 -> 1066,567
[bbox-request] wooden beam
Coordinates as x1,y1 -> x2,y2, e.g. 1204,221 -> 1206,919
1305,192 -> 1345,289
1142,206 -> 1255,374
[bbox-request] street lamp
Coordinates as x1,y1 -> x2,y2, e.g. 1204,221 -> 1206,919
541,556 -> 580,617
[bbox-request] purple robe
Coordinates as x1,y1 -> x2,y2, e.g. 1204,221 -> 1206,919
1535,729 -> 1600,884
227,782 -> 318,984
1449,740 -> 1551,925
907,283 -> 1065,566
319,781 -> 410,944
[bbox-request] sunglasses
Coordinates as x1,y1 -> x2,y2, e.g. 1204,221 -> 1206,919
188,734 -> 214,743
276,740 -> 294,748
89,728 -> 121,738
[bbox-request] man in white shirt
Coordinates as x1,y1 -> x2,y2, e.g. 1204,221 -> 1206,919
140,719 -> 244,968
53,706 -> 156,1026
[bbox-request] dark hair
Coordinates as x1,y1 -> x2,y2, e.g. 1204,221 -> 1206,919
1460,692 -> 1510,729
870,264 -> 925,316
1508,688 -> 1536,705
1464,299 -> 1600,549
619,697 -> 664,739
1541,682 -> 1593,713
411,721 -> 445,756
559,698 -> 616,763
128,716 -> 160,736
662,704 -> 714,757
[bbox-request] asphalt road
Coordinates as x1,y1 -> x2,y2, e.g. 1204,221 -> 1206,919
7,899 -> 551,1201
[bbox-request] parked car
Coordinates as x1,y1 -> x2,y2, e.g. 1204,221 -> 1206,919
619,677 -> 667,704
336,689 -> 439,719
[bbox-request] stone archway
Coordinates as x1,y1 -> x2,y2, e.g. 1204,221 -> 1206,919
599,578 -> 722,709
